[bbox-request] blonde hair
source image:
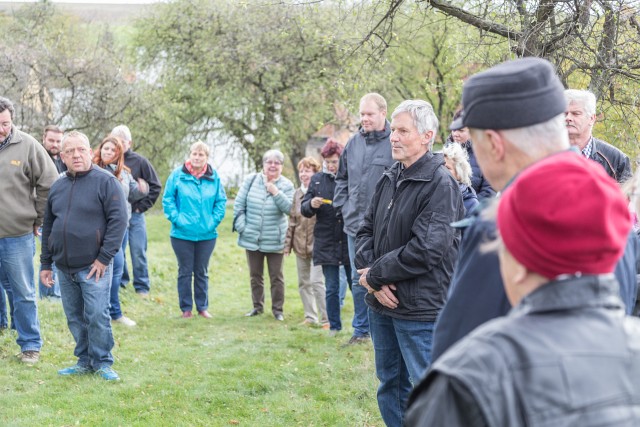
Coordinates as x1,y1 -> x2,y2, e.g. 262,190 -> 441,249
297,156 -> 321,173
442,143 -> 473,186
360,93 -> 387,112
190,140 -> 210,157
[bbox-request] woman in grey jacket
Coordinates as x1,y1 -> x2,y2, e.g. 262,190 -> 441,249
93,136 -> 148,327
234,149 -> 294,321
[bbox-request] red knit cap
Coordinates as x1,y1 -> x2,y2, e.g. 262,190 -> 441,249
497,151 -> 631,279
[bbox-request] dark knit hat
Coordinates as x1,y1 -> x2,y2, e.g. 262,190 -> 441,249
455,57 -> 566,130
497,151 -> 631,279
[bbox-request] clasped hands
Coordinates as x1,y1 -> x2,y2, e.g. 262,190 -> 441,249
357,267 -> 398,309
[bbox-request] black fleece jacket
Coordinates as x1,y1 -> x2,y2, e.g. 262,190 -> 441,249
41,166 -> 128,273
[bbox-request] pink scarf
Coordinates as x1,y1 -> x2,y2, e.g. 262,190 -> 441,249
185,160 -> 206,179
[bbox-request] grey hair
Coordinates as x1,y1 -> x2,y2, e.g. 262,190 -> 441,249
263,149 -> 285,164
564,89 -> 597,116
471,113 -> 569,159
61,130 -> 90,150
442,143 -> 473,186
0,97 -> 15,119
190,140 -> 210,157
391,100 -> 439,147
111,125 -> 132,143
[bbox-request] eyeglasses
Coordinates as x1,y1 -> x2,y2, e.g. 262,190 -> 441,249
264,160 -> 283,166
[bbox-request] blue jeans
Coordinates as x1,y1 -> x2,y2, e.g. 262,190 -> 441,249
323,264 -> 352,331
0,269 -> 15,329
339,266 -> 348,309
121,212 -> 150,293
37,229 -> 61,298
58,264 -> 114,369
109,248 -> 125,320
171,237 -> 216,312
369,309 -> 435,427
0,234 -> 41,351
347,234 -> 369,337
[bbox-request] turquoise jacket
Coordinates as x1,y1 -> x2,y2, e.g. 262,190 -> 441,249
163,164 -> 227,241
233,173 -> 294,253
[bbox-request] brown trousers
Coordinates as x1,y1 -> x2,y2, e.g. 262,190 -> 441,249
245,250 -> 285,315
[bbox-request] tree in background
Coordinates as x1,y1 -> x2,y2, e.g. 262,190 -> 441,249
358,0 -> 640,159
0,3 -> 134,143
132,0 -> 358,173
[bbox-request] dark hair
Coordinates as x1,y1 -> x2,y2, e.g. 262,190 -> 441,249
43,125 -> 63,136
320,138 -> 343,158
0,97 -> 15,119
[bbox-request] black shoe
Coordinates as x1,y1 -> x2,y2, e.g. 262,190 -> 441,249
245,309 -> 263,317
274,314 -> 284,321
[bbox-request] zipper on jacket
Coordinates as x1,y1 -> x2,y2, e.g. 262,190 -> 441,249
62,176 -> 76,270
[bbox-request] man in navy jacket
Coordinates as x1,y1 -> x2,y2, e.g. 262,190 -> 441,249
41,131 -> 127,381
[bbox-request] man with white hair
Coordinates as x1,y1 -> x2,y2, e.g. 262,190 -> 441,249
355,100 -> 464,427
110,125 -> 161,296
564,89 -> 632,183
41,131 -> 128,381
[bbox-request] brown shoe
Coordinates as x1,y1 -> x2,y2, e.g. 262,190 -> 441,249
181,311 -> 193,318
198,310 -> 212,319
20,350 -> 40,364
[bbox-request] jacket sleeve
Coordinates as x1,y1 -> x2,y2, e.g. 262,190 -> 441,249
162,170 -> 180,224
126,171 -> 149,204
366,178 -> 462,290
272,179 -> 294,214
354,177 -> 384,269
332,141 -> 350,211
40,187 -> 56,270
31,143 -> 59,227
233,174 -> 254,234
211,178 -> 227,230
405,372 -> 488,427
300,182 -> 318,218
134,157 -> 161,213
284,197 -> 297,253
97,177 -> 128,266
618,155 -> 633,184
476,177 -> 496,200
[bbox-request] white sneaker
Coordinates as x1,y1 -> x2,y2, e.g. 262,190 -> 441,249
112,316 -> 136,327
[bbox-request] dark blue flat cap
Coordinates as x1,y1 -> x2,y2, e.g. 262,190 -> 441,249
461,57 -> 566,130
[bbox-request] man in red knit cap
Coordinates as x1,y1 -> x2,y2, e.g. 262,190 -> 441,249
406,149 -> 640,426
407,152 -> 640,426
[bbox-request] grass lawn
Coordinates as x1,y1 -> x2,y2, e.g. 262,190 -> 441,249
0,206 -> 382,426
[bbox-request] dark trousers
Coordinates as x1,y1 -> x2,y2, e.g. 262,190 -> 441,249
171,237 -> 217,312
245,250 -> 285,315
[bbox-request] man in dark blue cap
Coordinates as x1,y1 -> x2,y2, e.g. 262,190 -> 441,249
405,57 -> 640,427
429,57 -> 639,365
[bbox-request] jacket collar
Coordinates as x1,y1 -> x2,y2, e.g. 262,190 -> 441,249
359,120 -> 391,142
513,274 -> 623,317
181,163 -> 214,180
65,164 -> 94,179
384,150 -> 444,182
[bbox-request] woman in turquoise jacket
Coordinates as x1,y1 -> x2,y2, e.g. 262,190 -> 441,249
233,149 -> 294,321
163,141 -> 227,319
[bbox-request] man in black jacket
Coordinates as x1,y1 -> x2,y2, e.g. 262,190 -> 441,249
41,131 -> 128,381
111,125 -> 161,296
564,89 -> 632,183
355,100 -> 464,427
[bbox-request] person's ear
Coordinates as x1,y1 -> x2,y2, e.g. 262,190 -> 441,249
483,130 -> 507,162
